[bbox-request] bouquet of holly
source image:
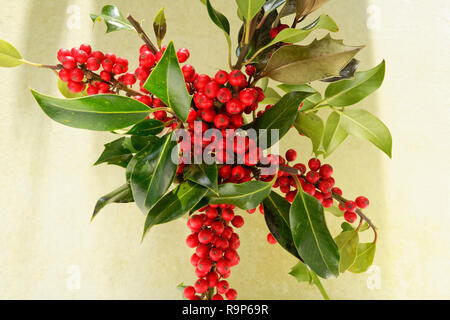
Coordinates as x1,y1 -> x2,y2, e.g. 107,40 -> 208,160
0,0 -> 391,300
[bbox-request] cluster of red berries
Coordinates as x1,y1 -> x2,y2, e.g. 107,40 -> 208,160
184,205 -> 243,300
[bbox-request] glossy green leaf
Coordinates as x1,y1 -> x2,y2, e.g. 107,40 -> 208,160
262,34 -> 363,84
253,14 -> 338,58
294,111 -> 324,153
208,180 -> 274,210
334,230 -> 359,272
153,7 -> 167,49
31,90 -> 151,131
144,41 -> 192,122
57,79 -> 87,98
94,136 -> 158,168
248,91 -> 312,148
90,5 -> 135,33
0,39 -> 23,67
289,261 -> 311,283
341,222 -> 354,232
348,242 -> 376,273
129,133 -> 178,214
295,0 -> 329,18
235,0 -> 266,21
184,164 -> 219,195
124,119 -> 166,136
92,184 -> 133,221
290,190 -> 340,279
325,205 -> 344,217
324,60 -> 385,106
263,0 -> 286,14
143,182 -> 209,238
263,191 -> 300,259
322,111 -> 348,157
338,108 -> 392,158
261,87 -> 281,105
277,84 -> 321,111
202,0 -> 232,65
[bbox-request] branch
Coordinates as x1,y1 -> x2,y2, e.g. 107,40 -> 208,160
127,15 -> 158,54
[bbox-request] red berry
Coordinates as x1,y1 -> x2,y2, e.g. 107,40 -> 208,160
206,272 -> 219,288
231,215 -> 244,228
228,70 -> 245,86
194,278 -> 208,294
194,74 -> 211,91
197,258 -> 212,273
344,211 -> 357,223
319,164 -> 333,178
85,57 -> 100,71
239,88 -> 257,106
286,191 -> 297,203
245,64 -> 256,76
225,289 -> 237,300
230,114 -> 244,128
67,81 -> 85,93
123,72 -> 137,85
355,196 -> 369,209
86,84 -> 98,95
267,233 -> 277,244
211,221 -> 225,235
231,166 -> 245,180
215,70 -> 228,84
58,68 -> 71,82
198,229 -> 213,244
308,158 -> 321,171
323,198 -> 333,208
217,87 -> 232,103
177,48 -> 190,63
214,114 -> 230,129
69,68 -> 84,82
182,64 -> 196,82
212,294 -> 224,300
219,165 -> 232,179
196,244 -> 209,258
205,207 -> 218,219
293,163 -> 306,175
204,81 -> 219,98
344,200 -> 357,212
215,238 -> 229,250
184,286 -> 196,299
209,247 -> 223,262
303,183 -> 316,196
73,48 -> 88,64
306,171 -> 320,184
79,44 -> 92,55
222,208 -> 235,221
62,56 -> 76,69
216,259 -> 230,275
217,280 -> 229,294
190,253 -> 200,267
100,70 -> 111,82
332,187 -> 342,195
285,149 -> 297,162
57,48 -> 71,62
113,63 -> 127,75
139,50 -> 156,68
186,233 -> 199,248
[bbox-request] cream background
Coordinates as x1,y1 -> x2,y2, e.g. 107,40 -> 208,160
0,0 -> 449,299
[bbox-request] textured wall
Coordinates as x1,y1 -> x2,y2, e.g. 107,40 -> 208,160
0,0 -> 448,299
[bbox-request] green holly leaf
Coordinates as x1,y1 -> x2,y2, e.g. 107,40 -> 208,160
289,261 -> 312,283
248,91 -> 312,149
124,119 -> 166,136
143,182 -> 209,238
31,90 -> 150,131
128,133 -> 178,214
294,111 -> 324,153
208,180 -> 274,210
261,34 -> 363,84
0,39 -> 23,67
153,7 -> 167,49
338,108 -> 392,158
290,190 -> 340,279
261,87 -> 282,105
144,41 -> 192,122
235,0 -> 266,21
184,164 -> 219,195
324,60 -> 385,106
263,191 -> 300,259
348,242 -> 376,273
277,84 -> 321,111
322,111 -> 348,157
325,205 -> 344,217
90,5 -> 135,33
92,184 -> 133,221
334,230 -> 359,272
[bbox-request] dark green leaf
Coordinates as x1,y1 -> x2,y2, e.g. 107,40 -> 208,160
143,182 -> 209,238
322,111 -> 348,157
263,191 -> 300,259
262,34 -> 363,84
294,111 -> 324,153
321,58 -> 359,82
290,190 -> 340,278
184,164 -> 219,195
208,180 -> 274,210
31,90 -> 150,131
129,133 -> 178,214
289,261 -> 311,283
90,5 -> 135,33
0,39 -> 23,67
247,91 -> 312,148
144,41 -> 192,122
324,60 -> 385,106
277,84 -> 321,111
94,136 -> 158,168
92,184 -> 133,220
334,230 -> 359,272
341,222 -> 354,231
338,108 -> 392,158
348,242 -> 376,273
153,7 -> 167,49
124,119 -> 166,136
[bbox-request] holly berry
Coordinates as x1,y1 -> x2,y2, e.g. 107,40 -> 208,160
355,196 -> 369,209
184,286 -> 196,299
344,211 -> 357,223
226,289 -> 237,300
231,215 -> 244,228
308,158 -> 321,171
194,278 -> 208,293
